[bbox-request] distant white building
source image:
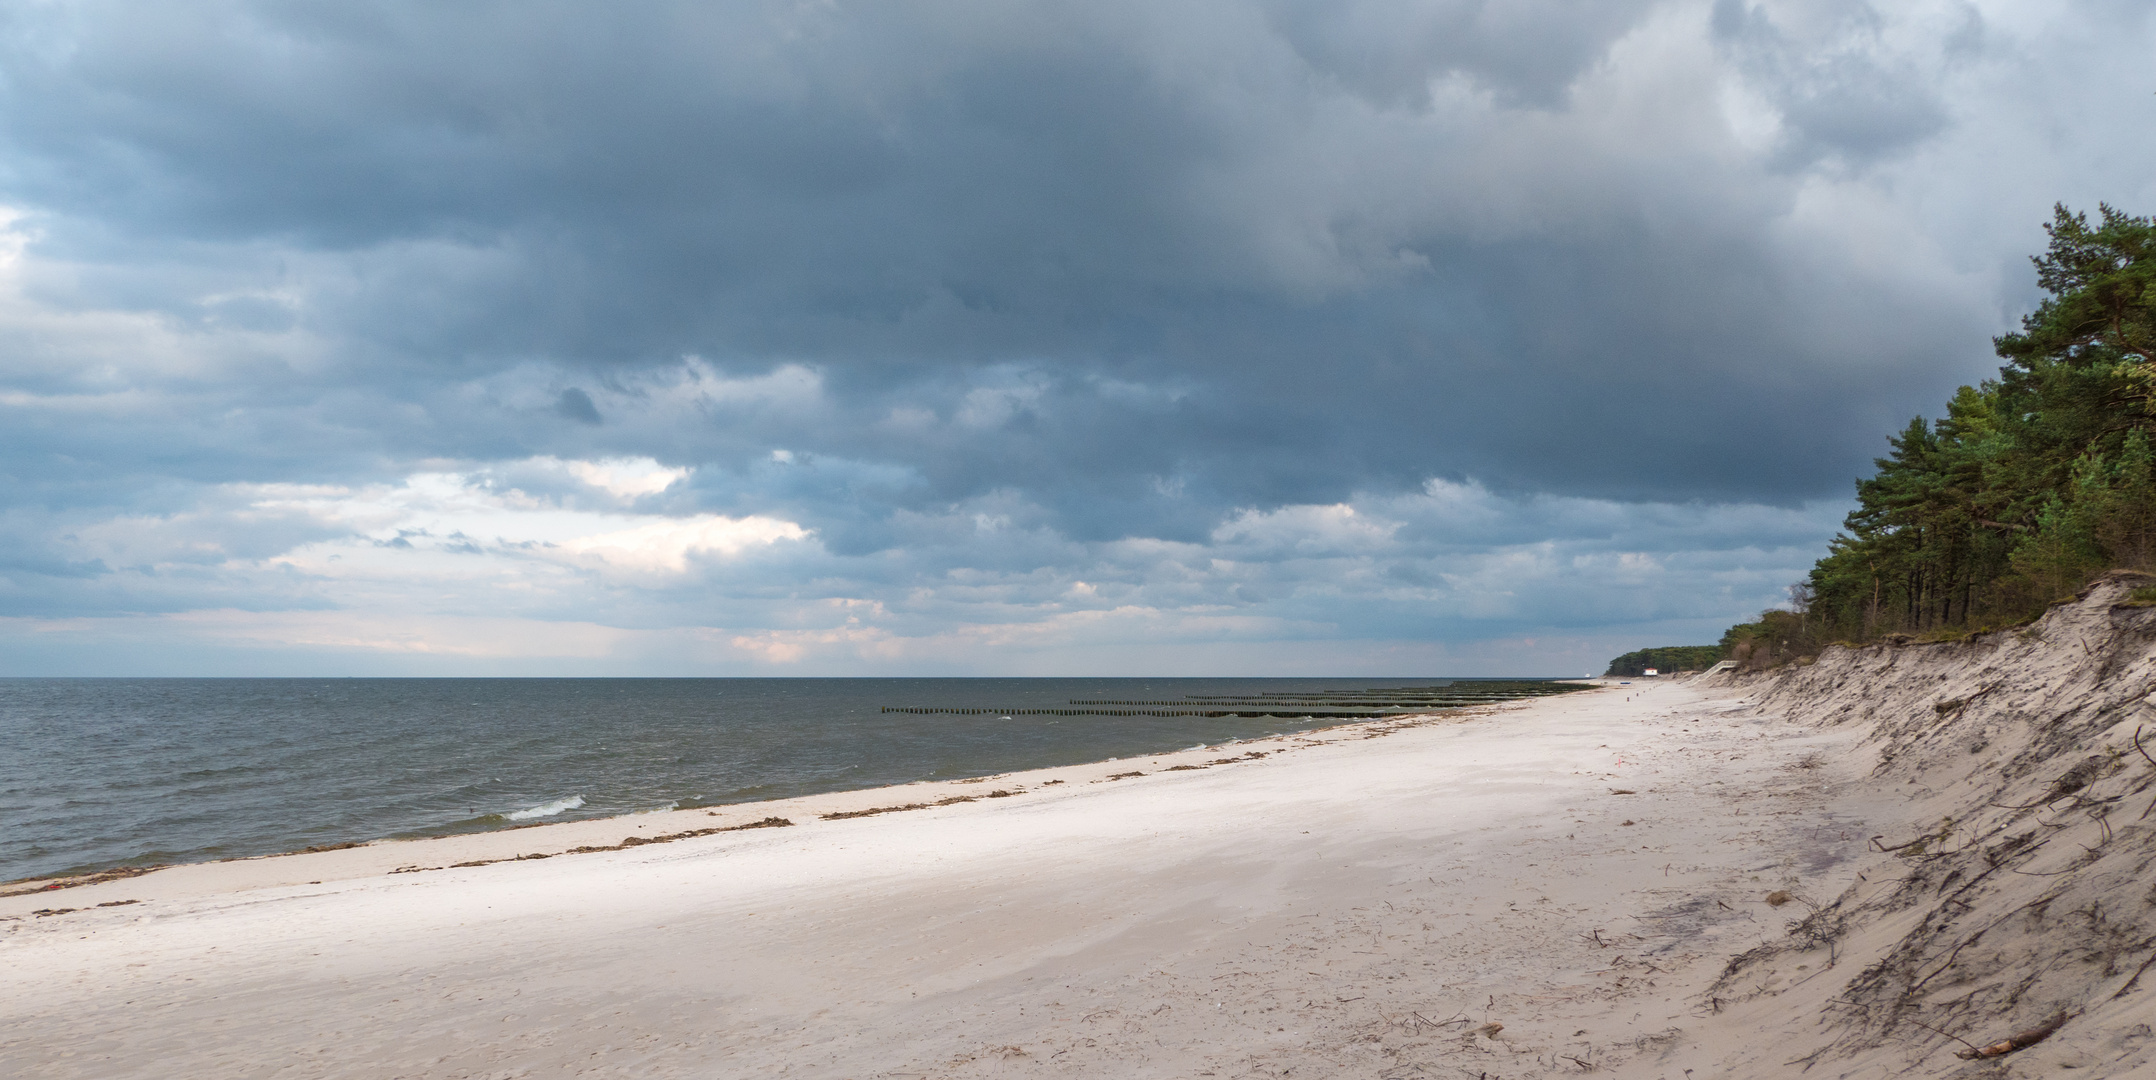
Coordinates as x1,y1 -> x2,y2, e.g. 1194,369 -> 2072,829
1643,668 -> 1659,677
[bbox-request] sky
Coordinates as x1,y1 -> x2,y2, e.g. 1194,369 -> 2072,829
0,0 -> 2151,676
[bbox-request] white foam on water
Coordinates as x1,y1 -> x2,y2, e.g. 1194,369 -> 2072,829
507,795 -> 585,820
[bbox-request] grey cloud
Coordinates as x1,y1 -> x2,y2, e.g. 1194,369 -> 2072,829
0,470 -> 1831,643
554,388 -> 601,424
0,0 -> 1990,521
1264,0 -> 1663,109
1712,0 -> 1957,166
0,0 -> 2148,663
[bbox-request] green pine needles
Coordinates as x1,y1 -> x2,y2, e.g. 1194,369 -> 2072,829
1603,645 -> 1726,677
1727,203 -> 2156,665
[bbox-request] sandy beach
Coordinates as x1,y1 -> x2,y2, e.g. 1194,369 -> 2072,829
0,681 -> 1879,1078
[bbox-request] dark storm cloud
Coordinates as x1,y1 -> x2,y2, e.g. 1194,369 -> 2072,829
554,388 -> 602,425
0,0 -> 2007,516
0,0 -> 2151,669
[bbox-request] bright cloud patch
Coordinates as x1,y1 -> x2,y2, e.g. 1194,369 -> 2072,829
559,516 -> 809,574
53,460 -> 813,609
555,458 -> 690,499
257,465 -> 809,585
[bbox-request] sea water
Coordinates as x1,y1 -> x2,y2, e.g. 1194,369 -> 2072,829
0,677 -> 1499,882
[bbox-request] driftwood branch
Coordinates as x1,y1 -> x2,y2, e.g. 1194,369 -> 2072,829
1953,1012 -> 2070,1059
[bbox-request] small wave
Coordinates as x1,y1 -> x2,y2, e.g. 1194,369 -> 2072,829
507,795 -> 585,821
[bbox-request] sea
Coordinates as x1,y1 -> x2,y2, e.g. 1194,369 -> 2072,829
0,677 -> 1533,884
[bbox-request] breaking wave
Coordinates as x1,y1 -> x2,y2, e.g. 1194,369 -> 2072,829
507,795 -> 585,821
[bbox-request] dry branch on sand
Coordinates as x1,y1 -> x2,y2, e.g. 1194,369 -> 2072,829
1953,1012 -> 2071,1059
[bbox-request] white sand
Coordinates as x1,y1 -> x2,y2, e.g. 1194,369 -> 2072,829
0,682 -> 1879,1078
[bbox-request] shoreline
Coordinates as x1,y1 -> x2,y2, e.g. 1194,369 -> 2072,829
0,681 -> 1621,901
0,703 -> 1515,908
3,677 -> 1864,1078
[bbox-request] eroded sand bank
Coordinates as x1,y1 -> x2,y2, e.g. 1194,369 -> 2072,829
1,681 -> 1877,1078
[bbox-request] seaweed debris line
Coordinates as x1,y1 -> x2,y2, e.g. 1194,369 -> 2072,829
879,679 -> 1588,718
